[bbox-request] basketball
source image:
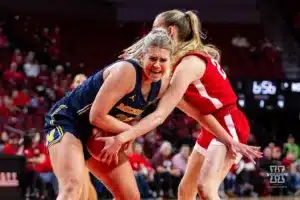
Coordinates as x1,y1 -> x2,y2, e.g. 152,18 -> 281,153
86,128 -> 111,161
86,128 -> 130,161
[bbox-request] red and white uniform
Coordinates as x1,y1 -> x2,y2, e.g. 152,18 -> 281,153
175,52 -> 249,163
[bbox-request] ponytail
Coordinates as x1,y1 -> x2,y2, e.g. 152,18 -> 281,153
157,10 -> 221,63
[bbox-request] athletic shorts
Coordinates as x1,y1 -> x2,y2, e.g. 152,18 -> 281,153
44,101 -> 92,160
194,106 -> 250,164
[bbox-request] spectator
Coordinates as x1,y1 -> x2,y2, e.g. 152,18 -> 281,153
11,89 -> 30,108
232,34 -> 250,48
3,95 -> 20,115
151,141 -> 180,198
24,59 -> 40,78
0,131 -> 9,152
23,130 -> 57,198
2,133 -> 23,155
143,129 -> 161,158
235,157 -> 258,197
171,144 -> 191,174
289,161 -> 300,196
11,48 -> 23,66
260,147 -> 273,172
128,142 -> 154,198
71,74 -> 86,90
282,152 -> 296,169
283,134 -> 300,159
0,96 -> 9,117
3,62 -> 25,85
271,146 -> 283,165
36,64 -> 50,84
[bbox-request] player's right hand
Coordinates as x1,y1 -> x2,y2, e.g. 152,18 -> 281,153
96,136 -> 123,165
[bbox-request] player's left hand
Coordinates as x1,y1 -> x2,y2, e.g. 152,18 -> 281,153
96,136 -> 123,165
228,141 -> 263,163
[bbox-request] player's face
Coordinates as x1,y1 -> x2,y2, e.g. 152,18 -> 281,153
142,46 -> 171,82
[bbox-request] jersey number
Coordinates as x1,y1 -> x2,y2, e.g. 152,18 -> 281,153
211,59 -> 227,80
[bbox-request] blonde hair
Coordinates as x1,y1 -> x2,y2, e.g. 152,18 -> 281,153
122,28 -> 173,61
156,10 -> 220,63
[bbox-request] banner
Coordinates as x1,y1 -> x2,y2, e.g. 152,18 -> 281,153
0,155 -> 26,200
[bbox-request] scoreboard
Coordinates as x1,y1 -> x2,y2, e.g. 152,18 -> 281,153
231,80 -> 300,111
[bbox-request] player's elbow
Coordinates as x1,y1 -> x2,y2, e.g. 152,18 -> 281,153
89,113 -> 97,126
89,109 -> 104,126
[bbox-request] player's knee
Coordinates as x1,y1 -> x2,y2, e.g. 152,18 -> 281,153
197,182 -> 214,199
60,176 -> 82,199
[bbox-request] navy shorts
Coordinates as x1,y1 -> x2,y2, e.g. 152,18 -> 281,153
44,102 -> 92,160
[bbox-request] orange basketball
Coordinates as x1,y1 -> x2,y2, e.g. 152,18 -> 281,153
86,128 -> 128,161
86,128 -> 110,161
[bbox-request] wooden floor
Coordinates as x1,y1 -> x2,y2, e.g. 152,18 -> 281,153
162,197 -> 300,200
229,197 -> 299,200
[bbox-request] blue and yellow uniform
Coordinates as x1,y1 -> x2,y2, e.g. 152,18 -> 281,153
44,59 -> 161,159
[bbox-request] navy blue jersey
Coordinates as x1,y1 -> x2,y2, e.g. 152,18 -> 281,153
45,59 -> 161,149
67,59 -> 160,123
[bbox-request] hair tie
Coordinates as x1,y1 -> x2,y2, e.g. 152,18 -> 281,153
184,12 -> 189,19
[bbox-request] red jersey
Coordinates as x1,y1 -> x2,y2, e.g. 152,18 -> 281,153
175,52 -> 237,115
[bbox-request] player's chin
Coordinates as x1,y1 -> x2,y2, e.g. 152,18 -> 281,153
149,74 -> 162,82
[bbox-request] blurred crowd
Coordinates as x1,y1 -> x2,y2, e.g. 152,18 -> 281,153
0,14 -> 299,199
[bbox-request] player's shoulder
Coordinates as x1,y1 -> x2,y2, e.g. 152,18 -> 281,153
181,54 -> 206,65
176,53 -> 207,75
110,59 -> 138,77
179,51 -> 210,67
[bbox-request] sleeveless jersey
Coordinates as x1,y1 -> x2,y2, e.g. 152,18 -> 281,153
51,59 -> 161,127
175,52 -> 237,115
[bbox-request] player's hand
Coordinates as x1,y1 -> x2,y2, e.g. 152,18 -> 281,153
227,141 -> 263,163
96,136 -> 123,165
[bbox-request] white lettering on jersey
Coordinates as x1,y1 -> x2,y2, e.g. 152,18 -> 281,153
211,59 -> 227,80
193,80 -> 223,109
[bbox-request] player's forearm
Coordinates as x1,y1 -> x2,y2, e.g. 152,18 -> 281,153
177,100 -> 211,131
115,112 -> 163,143
177,100 -> 233,146
90,115 -> 132,133
198,114 -> 233,146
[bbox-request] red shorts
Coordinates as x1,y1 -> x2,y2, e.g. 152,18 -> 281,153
194,106 -> 250,163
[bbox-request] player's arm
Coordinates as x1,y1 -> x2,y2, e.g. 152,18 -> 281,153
89,61 -> 134,133
115,56 -> 235,146
177,99 -> 233,142
115,56 -> 204,142
177,98 -> 212,131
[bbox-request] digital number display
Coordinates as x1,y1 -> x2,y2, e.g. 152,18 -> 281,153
252,81 -> 277,95
231,80 -> 300,111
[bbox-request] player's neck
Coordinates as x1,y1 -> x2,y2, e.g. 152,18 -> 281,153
141,73 -> 152,86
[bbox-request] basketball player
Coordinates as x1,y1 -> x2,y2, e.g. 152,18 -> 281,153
44,29 -> 174,200
69,73 -> 97,200
71,74 -> 87,89
97,10 -> 263,200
